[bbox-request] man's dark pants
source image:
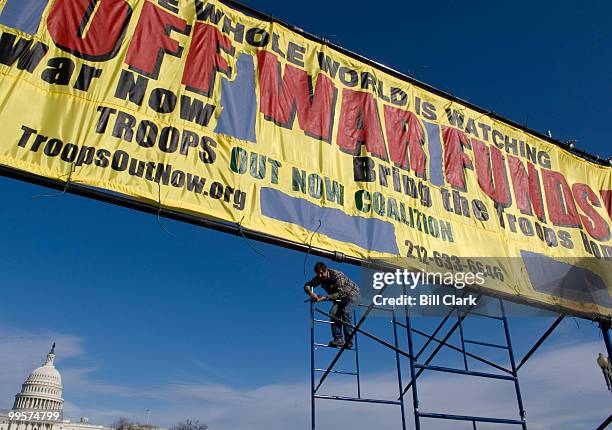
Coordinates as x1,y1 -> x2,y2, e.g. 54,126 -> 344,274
330,295 -> 358,343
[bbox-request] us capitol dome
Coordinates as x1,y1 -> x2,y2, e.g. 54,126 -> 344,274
13,343 -> 64,412
0,344 -> 110,430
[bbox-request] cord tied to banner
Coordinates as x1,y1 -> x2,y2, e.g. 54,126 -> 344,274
237,215 -> 265,257
31,162 -> 76,199
303,219 -> 323,279
155,181 -> 174,237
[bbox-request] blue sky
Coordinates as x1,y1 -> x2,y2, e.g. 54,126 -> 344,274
0,0 -> 611,429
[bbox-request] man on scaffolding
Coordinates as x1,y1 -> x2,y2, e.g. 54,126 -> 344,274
304,262 -> 360,348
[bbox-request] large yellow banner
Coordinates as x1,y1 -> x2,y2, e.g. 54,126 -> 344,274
0,0 -> 610,317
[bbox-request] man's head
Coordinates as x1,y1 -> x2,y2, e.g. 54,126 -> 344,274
314,261 -> 329,280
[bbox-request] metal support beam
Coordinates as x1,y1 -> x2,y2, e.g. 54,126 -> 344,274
309,302 -> 316,430
418,412 -> 524,425
400,298 -> 481,397
456,309 -> 477,430
414,304 -> 458,359
392,308 -> 407,430
403,300 -> 421,430
315,308 -> 413,361
516,315 -> 564,371
314,368 -> 358,376
596,414 -> 612,430
314,394 -> 402,405
468,311 -> 503,320
600,320 -> 612,359
500,300 -> 527,429
464,339 -> 509,350
399,324 -> 512,374
600,317 -> 612,430
354,309 -> 362,398
414,363 -> 516,381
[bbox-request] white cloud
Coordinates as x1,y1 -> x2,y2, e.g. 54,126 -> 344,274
517,340 -> 610,429
62,367 -> 140,398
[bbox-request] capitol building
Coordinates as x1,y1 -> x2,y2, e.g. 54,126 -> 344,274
0,344 -> 111,430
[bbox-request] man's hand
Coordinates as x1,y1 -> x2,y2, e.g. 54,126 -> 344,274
316,296 -> 328,302
307,293 -> 319,302
304,285 -> 318,302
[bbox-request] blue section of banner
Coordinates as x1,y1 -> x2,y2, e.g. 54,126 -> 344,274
425,121 -> 445,187
521,250 -> 612,307
260,187 -> 399,254
214,53 -> 257,143
0,0 -> 47,34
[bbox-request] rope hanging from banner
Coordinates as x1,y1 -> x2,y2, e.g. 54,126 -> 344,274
238,215 -> 265,257
155,181 -> 174,237
303,219 -> 322,278
31,162 -> 76,199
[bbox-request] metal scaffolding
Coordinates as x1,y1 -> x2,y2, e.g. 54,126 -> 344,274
309,300 -> 407,430
398,298 -> 527,429
308,295 -> 569,429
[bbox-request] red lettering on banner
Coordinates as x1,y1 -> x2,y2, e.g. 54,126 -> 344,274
125,1 -> 190,79
383,106 -> 426,178
472,139 -> 511,207
337,89 -> 387,160
258,51 -> 337,142
600,190 -> 612,220
573,183 -> 611,241
47,0 -> 132,61
182,23 -> 234,97
441,126 -> 473,191
507,156 -> 546,222
542,169 -> 581,228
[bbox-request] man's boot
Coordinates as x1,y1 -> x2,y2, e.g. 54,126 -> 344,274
328,338 -> 345,348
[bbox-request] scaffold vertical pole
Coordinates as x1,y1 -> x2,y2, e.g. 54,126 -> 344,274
392,306 -> 407,430
457,308 -> 477,430
403,293 -> 421,430
601,320 -> 612,361
500,299 -> 528,430
310,300 -> 316,430
309,300 -> 410,428
354,309 -> 361,399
